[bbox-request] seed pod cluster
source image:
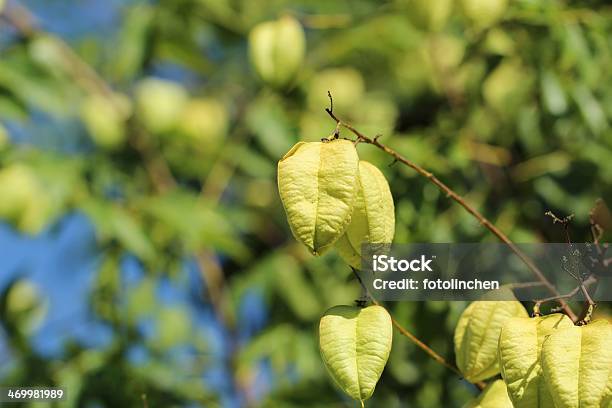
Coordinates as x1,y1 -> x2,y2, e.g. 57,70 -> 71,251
278,139 -> 395,259
319,305 -> 393,403
498,314 -> 575,408
499,315 -> 612,408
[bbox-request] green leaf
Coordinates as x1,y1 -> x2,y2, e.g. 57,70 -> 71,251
82,200 -> 155,261
319,305 -> 392,402
498,314 -> 574,408
454,300 -> 528,382
541,320 -> 612,408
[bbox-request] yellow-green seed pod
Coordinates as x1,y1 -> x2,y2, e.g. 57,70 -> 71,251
249,16 -> 305,89
135,78 -> 188,134
463,379 -> 513,408
335,161 -> 395,269
278,139 -> 359,255
541,319 -> 611,408
81,93 -> 132,149
0,164 -> 40,222
319,305 -> 392,403
406,0 -> 453,32
483,59 -> 530,115
0,164 -> 56,235
460,0 -> 508,29
498,314 -> 574,408
178,98 -> 228,148
454,300 -> 528,383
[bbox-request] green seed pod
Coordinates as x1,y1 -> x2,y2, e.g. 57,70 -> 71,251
135,78 -> 188,134
464,379 -> 513,408
178,98 -> 228,148
81,93 -> 132,149
460,0 -> 508,29
541,320 -> 611,408
498,314 -> 574,408
277,139 -> 359,255
249,16 -> 305,89
0,164 -> 56,235
454,300 -> 528,383
319,305 -> 392,403
335,161 -> 395,269
483,59 -> 531,115
0,164 -> 40,222
307,68 -> 365,113
406,0 -> 453,32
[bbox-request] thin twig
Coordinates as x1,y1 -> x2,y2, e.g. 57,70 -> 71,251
532,275 -> 597,316
326,94 -> 578,322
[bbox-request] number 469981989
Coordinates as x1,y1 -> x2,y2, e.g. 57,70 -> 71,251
1,387 -> 65,402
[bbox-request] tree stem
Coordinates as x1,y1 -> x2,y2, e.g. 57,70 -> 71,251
326,103 -> 578,324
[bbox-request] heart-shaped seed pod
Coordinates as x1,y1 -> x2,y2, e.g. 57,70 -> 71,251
248,15 -> 305,89
541,319 -> 611,408
464,379 -> 513,408
454,300 -> 528,383
498,313 -> 574,408
335,161 -> 395,269
319,305 -> 392,403
278,139 -> 360,255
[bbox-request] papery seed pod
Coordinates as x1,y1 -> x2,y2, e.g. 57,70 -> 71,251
454,300 -> 528,383
278,139 -> 359,255
178,98 -> 228,148
335,161 -> 395,269
0,164 -> 40,222
498,314 -> 574,408
463,379 -> 513,408
541,320 -> 612,408
407,0 -> 453,32
81,93 -> 132,149
135,78 -> 188,134
483,59 -> 531,115
319,305 -> 392,403
0,164 -> 56,235
248,16 -> 305,89
460,0 -> 508,29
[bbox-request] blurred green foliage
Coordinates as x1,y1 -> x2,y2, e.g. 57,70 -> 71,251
0,0 -> 611,406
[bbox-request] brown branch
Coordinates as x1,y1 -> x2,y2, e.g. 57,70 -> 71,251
532,275 -> 597,316
327,94 -> 578,322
